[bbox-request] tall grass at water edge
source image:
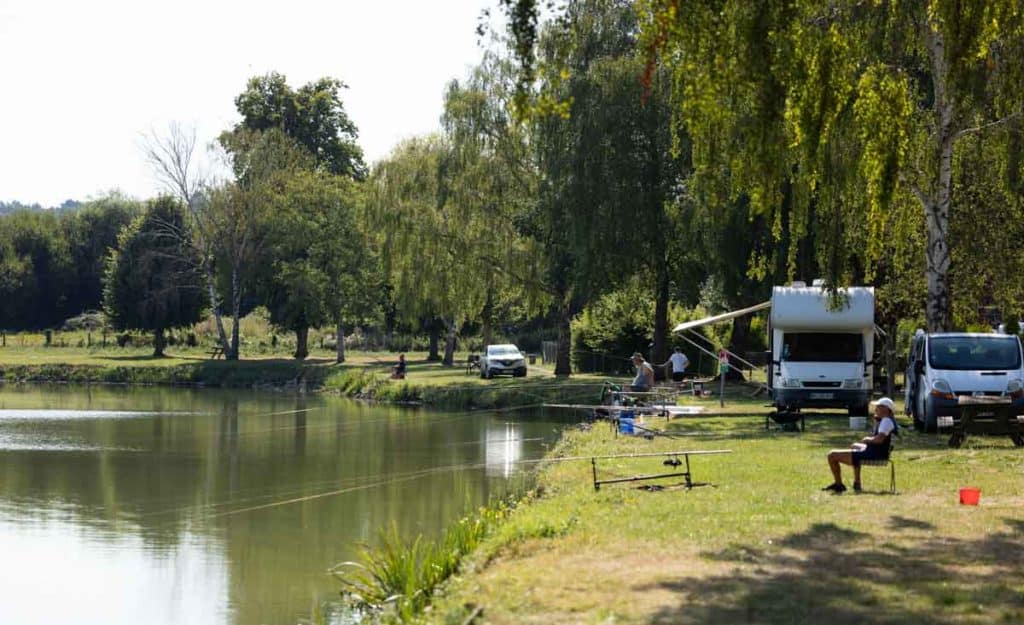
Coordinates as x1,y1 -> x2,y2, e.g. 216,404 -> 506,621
331,500 -> 514,623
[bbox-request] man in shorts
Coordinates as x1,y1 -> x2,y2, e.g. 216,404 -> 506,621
661,347 -> 690,382
822,397 -> 898,493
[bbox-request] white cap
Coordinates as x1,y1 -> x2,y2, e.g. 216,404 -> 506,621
874,397 -> 896,414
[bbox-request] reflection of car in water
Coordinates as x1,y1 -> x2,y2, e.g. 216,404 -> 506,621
905,331 -> 1024,432
480,344 -> 527,379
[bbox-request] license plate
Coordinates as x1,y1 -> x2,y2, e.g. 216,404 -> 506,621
809,392 -> 833,400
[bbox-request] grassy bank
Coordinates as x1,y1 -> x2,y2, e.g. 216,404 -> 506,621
429,409 -> 1024,624
0,345 -> 615,409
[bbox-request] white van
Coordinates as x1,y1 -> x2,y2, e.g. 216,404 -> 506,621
904,331 -> 1024,431
768,284 -> 875,415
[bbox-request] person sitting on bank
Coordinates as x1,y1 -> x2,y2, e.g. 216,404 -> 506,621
630,352 -> 654,392
390,354 -> 407,380
822,397 -> 898,493
661,347 -> 690,382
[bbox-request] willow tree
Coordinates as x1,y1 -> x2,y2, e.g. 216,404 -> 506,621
635,0 -> 1024,331
517,0 -> 688,375
501,1 -> 1024,331
442,52 -> 545,349
367,136 -> 485,366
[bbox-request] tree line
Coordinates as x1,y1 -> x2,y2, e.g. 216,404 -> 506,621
4,0 -> 1023,375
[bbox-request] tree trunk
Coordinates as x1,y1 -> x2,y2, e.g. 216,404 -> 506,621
555,301 -> 572,377
294,325 -> 309,360
229,267 -> 241,360
481,291 -> 494,349
335,322 -> 345,364
442,318 -> 457,367
652,265 -> 670,381
427,320 -> 441,361
204,263 -> 231,356
885,328 -> 895,399
729,314 -> 753,355
923,24 -> 954,333
153,327 -> 166,358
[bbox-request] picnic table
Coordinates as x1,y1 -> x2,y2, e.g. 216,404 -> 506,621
947,396 -> 1024,448
206,346 -> 225,359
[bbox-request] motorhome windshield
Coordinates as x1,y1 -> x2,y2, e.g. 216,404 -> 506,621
928,336 -> 1021,371
782,333 -> 863,362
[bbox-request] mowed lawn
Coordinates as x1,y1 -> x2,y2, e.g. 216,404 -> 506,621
433,410 -> 1024,625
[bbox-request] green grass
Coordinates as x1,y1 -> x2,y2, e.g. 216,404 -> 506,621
332,504 -> 513,623
0,343 -> 626,409
429,412 -> 1024,625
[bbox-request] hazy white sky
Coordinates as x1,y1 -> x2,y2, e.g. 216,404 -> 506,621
0,0 -> 499,206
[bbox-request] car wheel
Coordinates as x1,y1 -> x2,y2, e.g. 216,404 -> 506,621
515,368 -> 527,378
480,367 -> 487,379
484,368 -> 493,380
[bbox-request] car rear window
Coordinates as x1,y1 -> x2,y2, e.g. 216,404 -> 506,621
928,336 -> 1021,370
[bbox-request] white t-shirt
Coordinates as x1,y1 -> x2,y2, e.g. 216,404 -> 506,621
876,416 -> 895,436
669,352 -> 689,372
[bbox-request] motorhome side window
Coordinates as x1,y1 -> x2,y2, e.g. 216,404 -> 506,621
928,336 -> 1022,370
781,333 -> 863,362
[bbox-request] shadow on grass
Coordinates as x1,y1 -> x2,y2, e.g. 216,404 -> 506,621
642,519 -> 1024,624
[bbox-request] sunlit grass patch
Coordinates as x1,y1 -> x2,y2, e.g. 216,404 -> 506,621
430,414 -> 1024,624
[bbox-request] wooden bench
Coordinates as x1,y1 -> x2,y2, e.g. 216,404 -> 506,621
947,396 -> 1024,448
207,346 -> 225,359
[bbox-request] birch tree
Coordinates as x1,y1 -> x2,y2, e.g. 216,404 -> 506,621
637,0 -> 1024,331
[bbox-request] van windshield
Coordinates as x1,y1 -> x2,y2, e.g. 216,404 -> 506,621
782,333 -> 863,362
928,336 -> 1021,371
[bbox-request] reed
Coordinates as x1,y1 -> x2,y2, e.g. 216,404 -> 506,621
331,503 -> 511,622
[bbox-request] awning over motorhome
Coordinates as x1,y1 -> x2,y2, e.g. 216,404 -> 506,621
672,301 -> 770,333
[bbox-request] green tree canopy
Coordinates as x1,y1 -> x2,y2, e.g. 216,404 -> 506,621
224,72 -> 367,180
103,197 -> 206,356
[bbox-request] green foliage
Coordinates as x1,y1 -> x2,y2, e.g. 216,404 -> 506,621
332,504 -> 511,622
103,197 -> 206,356
226,71 -> 367,180
0,194 -> 139,332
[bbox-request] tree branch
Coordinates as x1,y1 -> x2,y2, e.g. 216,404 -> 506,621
954,112 -> 1023,140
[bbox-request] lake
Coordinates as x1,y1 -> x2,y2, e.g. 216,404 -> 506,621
0,385 -> 569,625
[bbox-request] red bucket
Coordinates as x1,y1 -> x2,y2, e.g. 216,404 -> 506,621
959,487 -> 981,505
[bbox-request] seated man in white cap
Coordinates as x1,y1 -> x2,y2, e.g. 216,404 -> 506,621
823,397 -> 898,493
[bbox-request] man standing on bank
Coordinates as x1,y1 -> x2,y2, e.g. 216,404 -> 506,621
661,347 -> 690,382
822,397 -> 898,493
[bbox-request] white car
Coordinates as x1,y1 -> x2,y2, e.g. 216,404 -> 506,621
480,344 -> 527,379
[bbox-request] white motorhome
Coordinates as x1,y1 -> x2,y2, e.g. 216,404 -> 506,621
904,331 -> 1024,432
768,284 -> 875,415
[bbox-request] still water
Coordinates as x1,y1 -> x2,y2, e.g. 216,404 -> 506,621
0,385 -> 569,625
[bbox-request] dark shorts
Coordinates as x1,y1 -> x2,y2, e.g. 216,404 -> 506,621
630,385 -> 649,392
851,445 -> 888,467
672,372 -> 685,382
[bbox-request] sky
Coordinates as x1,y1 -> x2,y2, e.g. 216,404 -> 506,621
0,0 -> 500,207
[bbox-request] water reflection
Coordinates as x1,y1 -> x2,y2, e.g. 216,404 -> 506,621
0,385 -> 567,625
485,422 -> 523,478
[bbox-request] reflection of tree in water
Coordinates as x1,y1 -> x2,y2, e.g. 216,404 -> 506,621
645,520 -> 1024,624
